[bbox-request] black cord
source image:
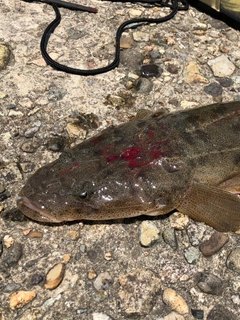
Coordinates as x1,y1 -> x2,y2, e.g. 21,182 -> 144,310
40,0 -> 189,75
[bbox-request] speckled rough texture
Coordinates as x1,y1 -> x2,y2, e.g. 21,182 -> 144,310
1,0 -> 240,319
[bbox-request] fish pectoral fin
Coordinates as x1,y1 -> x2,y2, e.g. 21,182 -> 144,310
177,182 -> 240,232
218,174 -> 240,194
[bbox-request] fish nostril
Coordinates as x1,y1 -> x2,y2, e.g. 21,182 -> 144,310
59,189 -> 68,196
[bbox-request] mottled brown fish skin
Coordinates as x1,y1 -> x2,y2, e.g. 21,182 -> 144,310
17,102 -> 240,231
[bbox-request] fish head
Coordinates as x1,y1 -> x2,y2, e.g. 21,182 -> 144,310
17,146 -> 189,223
17,149 -> 153,222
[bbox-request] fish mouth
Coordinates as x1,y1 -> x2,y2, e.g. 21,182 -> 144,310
17,196 -> 62,223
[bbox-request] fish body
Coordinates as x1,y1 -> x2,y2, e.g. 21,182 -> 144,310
17,102 -> 240,231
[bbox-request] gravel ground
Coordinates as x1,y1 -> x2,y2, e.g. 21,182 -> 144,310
1,0 -> 240,319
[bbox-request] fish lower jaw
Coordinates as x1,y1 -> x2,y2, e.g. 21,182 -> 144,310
17,196 -> 62,223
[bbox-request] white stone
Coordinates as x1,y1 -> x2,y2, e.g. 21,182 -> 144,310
129,9 -> 142,17
232,76 -> 240,84
156,311 -> 185,320
133,31 -> 150,42
208,55 -> 235,77
92,313 -> 112,320
139,221 -> 160,247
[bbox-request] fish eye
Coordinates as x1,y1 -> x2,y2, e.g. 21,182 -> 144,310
79,191 -> 88,199
72,181 -> 93,200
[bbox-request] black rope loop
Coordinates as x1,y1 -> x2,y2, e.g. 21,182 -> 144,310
40,0 -> 189,75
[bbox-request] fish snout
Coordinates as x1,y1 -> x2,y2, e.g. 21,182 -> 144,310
17,195 -> 62,223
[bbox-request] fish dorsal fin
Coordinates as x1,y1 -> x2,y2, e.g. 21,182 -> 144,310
177,182 -> 240,232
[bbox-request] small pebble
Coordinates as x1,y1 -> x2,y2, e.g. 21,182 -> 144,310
92,313 -> 113,320
93,289 -> 108,302
180,101 -> 198,108
88,269 -> 97,280
184,61 -> 208,84
42,293 -> 62,308
194,22 -> 208,31
3,235 -> 14,248
47,137 -> 65,151
8,110 -> 23,117
3,283 -> 21,293
199,232 -> 229,257
104,252 -> 112,261
206,304 -> 236,320
226,247 -> 240,274
10,290 -> 36,309
166,63 -> 179,74
63,254 -> 71,262
7,104 -> 16,109
93,272 -> 113,291
106,95 -> 125,107
24,258 -> 40,268
139,221 -> 161,247
184,246 -> 200,264
87,246 -> 103,263
136,78 -> 153,93
0,91 -> 8,99
28,231 -> 43,239
0,44 -> 10,69
162,228 -> 178,251
66,230 -> 79,240
129,8 -> 142,17
169,212 -> 189,230
232,76 -> 240,84
0,190 -> 10,202
24,126 -> 39,138
44,263 -> 65,289
150,51 -> 160,59
79,244 -> 86,253
216,77 -> 233,87
19,97 -> 33,109
204,82 -> 223,97
2,242 -> 23,268
197,273 -> 224,295
19,162 -> 35,173
66,123 -> 87,139
31,273 -> 44,285
0,183 -> 5,193
231,294 -> 240,305
133,31 -> 150,42
156,312 -> 185,320
140,64 -> 162,78
162,288 -> 189,315
21,141 -> 39,153
191,309 -> 204,319
35,96 -> 49,105
120,35 -> 134,49
187,224 -> 205,246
